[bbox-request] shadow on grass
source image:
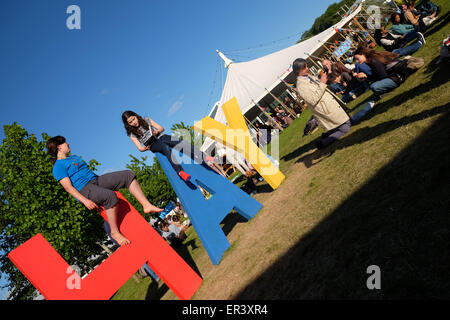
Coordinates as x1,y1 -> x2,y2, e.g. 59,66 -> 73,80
145,281 -> 169,300
297,103 -> 450,167
423,11 -> 450,39
281,140 -> 318,162
284,58 -> 448,163
144,236 -> 202,300
221,211 -> 249,236
234,109 -> 450,299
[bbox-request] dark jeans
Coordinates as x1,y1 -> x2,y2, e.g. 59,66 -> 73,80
413,18 -> 427,33
149,134 -> 205,173
342,80 -> 370,103
320,120 -> 351,148
400,30 -> 420,45
350,103 -> 373,124
419,0 -> 438,17
392,40 -> 423,56
370,78 -> 398,95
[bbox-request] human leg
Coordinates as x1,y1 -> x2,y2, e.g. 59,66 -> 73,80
106,204 -> 130,246
128,179 -> 163,214
392,40 -> 423,56
150,137 -> 184,173
158,134 -> 210,165
402,30 -> 419,44
370,78 -> 399,95
80,180 -> 130,245
319,120 -> 351,148
351,80 -> 370,96
392,41 -> 423,57
350,101 -> 375,124
97,170 -> 163,214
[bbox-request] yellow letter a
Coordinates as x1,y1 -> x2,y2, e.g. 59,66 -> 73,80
193,97 -> 285,190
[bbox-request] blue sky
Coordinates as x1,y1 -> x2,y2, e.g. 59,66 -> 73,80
0,0 -> 339,299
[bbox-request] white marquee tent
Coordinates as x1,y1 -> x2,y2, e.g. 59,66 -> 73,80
201,4 -> 363,156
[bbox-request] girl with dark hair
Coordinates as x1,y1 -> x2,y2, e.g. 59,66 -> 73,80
353,45 -> 401,96
390,12 -> 415,35
46,136 -> 163,246
121,110 -> 218,182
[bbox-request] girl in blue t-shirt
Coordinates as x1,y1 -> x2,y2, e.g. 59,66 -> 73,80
46,135 -> 163,246
121,110 -> 220,182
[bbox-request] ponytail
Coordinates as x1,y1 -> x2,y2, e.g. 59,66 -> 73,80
46,136 -> 66,165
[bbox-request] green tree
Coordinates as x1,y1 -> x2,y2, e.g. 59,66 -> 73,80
299,0 -> 397,42
120,155 -> 176,220
171,121 -> 204,149
0,123 -> 106,300
299,0 -> 357,42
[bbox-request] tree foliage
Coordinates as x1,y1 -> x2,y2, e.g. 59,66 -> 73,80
299,0 -> 398,42
170,121 -> 204,149
0,123 -> 106,300
299,0 -> 359,42
120,154 -> 176,220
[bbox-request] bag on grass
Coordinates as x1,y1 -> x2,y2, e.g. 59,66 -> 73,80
303,115 -> 319,136
387,59 -> 409,85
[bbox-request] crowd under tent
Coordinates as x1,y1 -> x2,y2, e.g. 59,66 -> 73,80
201,4 -> 365,157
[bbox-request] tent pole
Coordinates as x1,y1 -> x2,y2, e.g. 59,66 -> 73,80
307,53 -> 325,62
346,24 -> 366,44
342,28 -> 359,50
253,100 -> 284,131
322,44 -> 338,62
277,76 -> 303,116
265,88 -> 297,119
244,115 -> 257,131
307,55 -> 324,71
353,16 -> 376,44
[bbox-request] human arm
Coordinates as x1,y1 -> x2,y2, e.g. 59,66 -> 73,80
149,119 -> 164,136
354,63 -> 372,78
129,135 -> 150,152
354,72 -> 368,79
405,11 -> 420,25
296,77 -> 328,108
59,177 -> 99,211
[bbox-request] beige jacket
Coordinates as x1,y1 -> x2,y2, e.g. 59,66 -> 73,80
296,76 -> 349,131
404,10 -> 419,25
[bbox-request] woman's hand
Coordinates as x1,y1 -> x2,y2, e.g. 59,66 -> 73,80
83,199 -> 99,211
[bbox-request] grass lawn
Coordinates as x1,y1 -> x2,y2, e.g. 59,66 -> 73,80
112,1 -> 450,300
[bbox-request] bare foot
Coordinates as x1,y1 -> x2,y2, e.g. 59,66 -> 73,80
143,204 -> 164,214
111,231 -> 131,246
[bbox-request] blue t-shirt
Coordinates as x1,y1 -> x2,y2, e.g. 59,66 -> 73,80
52,155 -> 98,191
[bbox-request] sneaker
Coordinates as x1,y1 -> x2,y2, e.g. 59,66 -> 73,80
178,171 -> 191,182
367,100 -> 376,109
417,32 -> 426,45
